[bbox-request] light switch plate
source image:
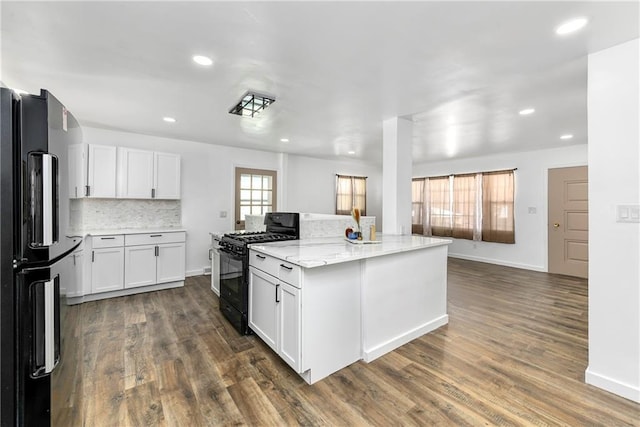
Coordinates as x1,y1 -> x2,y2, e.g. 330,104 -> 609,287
219,211 -> 227,218
528,207 -> 537,214
616,204 -> 640,223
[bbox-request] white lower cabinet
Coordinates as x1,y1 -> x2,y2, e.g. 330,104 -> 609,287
68,249 -> 84,298
157,243 -> 186,283
91,247 -> 125,293
124,233 -> 186,289
82,231 -> 186,301
249,266 -> 301,372
124,245 -> 157,288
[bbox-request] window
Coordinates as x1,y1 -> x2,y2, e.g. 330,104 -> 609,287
412,169 -> 515,243
411,179 -> 425,234
482,171 -> 515,243
336,174 -> 367,215
235,167 -> 276,230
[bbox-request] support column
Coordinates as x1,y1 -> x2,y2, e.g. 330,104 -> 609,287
382,117 -> 413,235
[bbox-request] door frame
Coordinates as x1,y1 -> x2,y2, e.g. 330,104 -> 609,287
543,161 -> 588,273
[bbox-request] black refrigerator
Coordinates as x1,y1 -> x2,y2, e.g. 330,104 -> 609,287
0,87 -> 83,425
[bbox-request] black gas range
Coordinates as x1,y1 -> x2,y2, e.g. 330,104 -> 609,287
218,212 -> 300,335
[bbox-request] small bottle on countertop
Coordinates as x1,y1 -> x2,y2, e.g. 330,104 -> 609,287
370,225 -> 376,241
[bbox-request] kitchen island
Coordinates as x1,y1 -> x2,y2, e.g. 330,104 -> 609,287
248,234 -> 451,384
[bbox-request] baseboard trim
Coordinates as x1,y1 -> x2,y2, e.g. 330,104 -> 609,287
186,268 -> 204,277
66,280 -> 184,305
363,314 -> 449,363
585,367 -> 640,403
448,253 -> 546,272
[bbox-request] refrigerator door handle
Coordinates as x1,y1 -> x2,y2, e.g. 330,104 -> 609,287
42,154 -> 55,246
30,275 -> 60,378
43,278 -> 55,374
29,153 -> 59,247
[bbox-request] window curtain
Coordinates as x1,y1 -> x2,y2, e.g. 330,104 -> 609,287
411,179 -> 425,234
428,176 -> 452,237
451,174 -> 476,240
482,170 -> 515,243
336,175 -> 367,215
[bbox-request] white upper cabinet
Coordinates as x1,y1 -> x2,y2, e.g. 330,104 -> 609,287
87,144 -> 117,198
68,144 -> 86,199
70,144 -> 181,200
118,148 -> 155,199
118,149 -> 180,199
154,152 -> 181,199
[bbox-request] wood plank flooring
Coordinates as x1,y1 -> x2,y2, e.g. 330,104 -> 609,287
52,258 -> 640,426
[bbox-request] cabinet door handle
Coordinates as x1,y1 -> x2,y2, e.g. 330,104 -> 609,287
91,251 -> 95,262
150,234 -> 162,237
85,185 -> 90,197
155,246 -> 159,257
275,284 -> 280,303
280,264 -> 293,271
255,254 -> 266,260
100,237 -> 116,240
151,188 -> 155,198
75,186 -> 78,198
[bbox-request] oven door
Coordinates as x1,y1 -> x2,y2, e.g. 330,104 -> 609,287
219,248 -> 245,311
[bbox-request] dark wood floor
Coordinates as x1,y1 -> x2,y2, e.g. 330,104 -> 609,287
52,258 -> 640,426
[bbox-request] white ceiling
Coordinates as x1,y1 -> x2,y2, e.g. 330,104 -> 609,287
1,1 -> 638,165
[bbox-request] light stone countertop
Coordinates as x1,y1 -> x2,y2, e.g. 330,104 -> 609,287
249,234 -> 452,268
67,227 -> 186,238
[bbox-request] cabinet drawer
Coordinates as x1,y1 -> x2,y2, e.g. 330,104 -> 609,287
125,231 -> 186,246
249,251 -> 301,288
250,251 -> 280,277
91,235 -> 124,248
277,261 -> 301,288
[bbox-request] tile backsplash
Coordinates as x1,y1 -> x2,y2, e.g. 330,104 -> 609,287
70,199 -> 181,231
299,213 -> 376,240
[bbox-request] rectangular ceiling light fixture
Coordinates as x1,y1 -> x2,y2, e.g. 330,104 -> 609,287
229,92 -> 275,117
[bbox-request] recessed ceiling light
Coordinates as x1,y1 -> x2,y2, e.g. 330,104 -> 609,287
12,88 -> 28,95
192,55 -> 213,66
519,108 -> 535,116
348,151 -> 356,155
280,138 -> 289,142
163,117 -> 176,123
555,17 -> 588,35
560,134 -> 574,140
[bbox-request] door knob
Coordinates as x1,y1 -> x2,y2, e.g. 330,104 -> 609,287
553,223 -> 560,228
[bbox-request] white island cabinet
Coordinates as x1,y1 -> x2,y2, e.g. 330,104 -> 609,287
248,234 -> 451,384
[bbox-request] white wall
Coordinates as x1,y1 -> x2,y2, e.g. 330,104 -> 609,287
83,127 -> 282,276
586,38 -> 639,402
284,154 -> 383,231
412,145 -> 587,271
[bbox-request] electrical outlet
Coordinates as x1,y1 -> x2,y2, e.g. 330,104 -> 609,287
617,204 -> 640,223
528,207 -> 537,214
219,211 -> 227,218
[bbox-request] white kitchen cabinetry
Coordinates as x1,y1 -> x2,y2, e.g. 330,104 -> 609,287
67,248 -> 84,298
87,144 -> 117,198
249,256 -> 301,372
210,247 -> 220,296
153,152 -> 181,199
124,232 -> 186,289
118,148 -> 154,199
68,143 -> 117,198
68,144 -> 86,199
90,235 -> 124,293
118,149 -> 180,199
249,249 -> 362,384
